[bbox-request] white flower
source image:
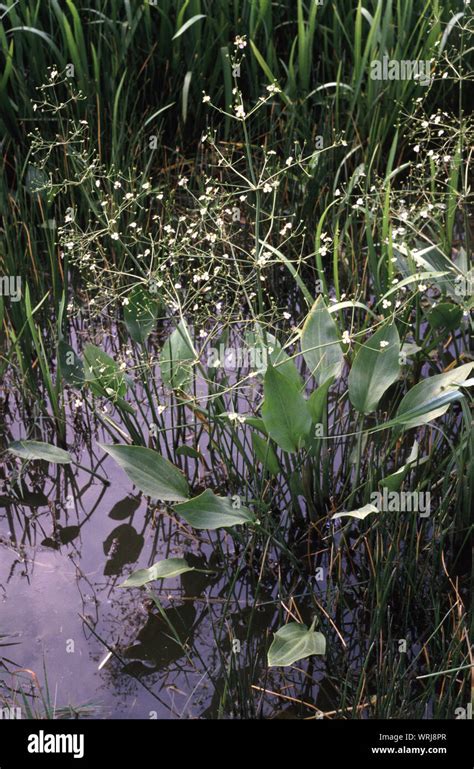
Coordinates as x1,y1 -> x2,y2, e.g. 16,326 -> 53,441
228,412 -> 246,424
342,330 -> 351,345
234,35 -> 247,49
379,340 -> 389,348
234,104 -> 246,119
283,312 -> 291,320
111,232 -> 119,240
263,183 -> 272,193
382,299 -> 392,309
266,83 -> 281,94
202,94 -> 211,103
418,283 -> 427,292
114,181 -> 122,189
178,177 -> 188,187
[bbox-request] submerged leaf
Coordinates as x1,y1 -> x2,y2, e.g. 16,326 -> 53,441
174,489 -> 254,529
267,622 -> 326,667
120,558 -> 194,587
100,444 -> 189,501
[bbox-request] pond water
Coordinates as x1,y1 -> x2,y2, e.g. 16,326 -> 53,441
0,317 -> 468,719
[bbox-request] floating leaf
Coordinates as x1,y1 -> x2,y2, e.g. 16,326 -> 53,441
160,319 -> 196,390
120,558 -> 194,587
301,296 -> 344,385
267,622 -> 326,667
262,365 -> 312,453
8,440 -> 72,464
100,444 -> 189,501
174,489 -> 254,529
332,503 -> 379,521
348,324 -> 400,413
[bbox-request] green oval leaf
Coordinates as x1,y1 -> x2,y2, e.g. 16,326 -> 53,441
301,296 -> 344,385
262,365 -> 312,453
348,324 -> 400,413
58,339 -> 84,386
160,319 -> 196,391
100,444 -> 189,501
120,558 -> 194,587
267,622 -> 326,667
427,302 -> 463,332
174,489 -> 254,529
124,286 -> 159,345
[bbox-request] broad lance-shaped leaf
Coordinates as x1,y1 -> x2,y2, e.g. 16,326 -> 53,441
301,296 -> 344,385
58,339 -> 84,386
174,489 -> 254,529
332,503 -> 379,521
120,558 -> 194,587
124,285 -> 159,345
160,319 -> 196,390
348,324 -> 400,413
100,444 -> 189,501
395,362 -> 474,428
8,440 -> 72,464
267,622 -> 326,667
262,364 -> 312,453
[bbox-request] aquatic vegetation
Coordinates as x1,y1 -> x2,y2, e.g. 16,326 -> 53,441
0,0 -> 472,722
